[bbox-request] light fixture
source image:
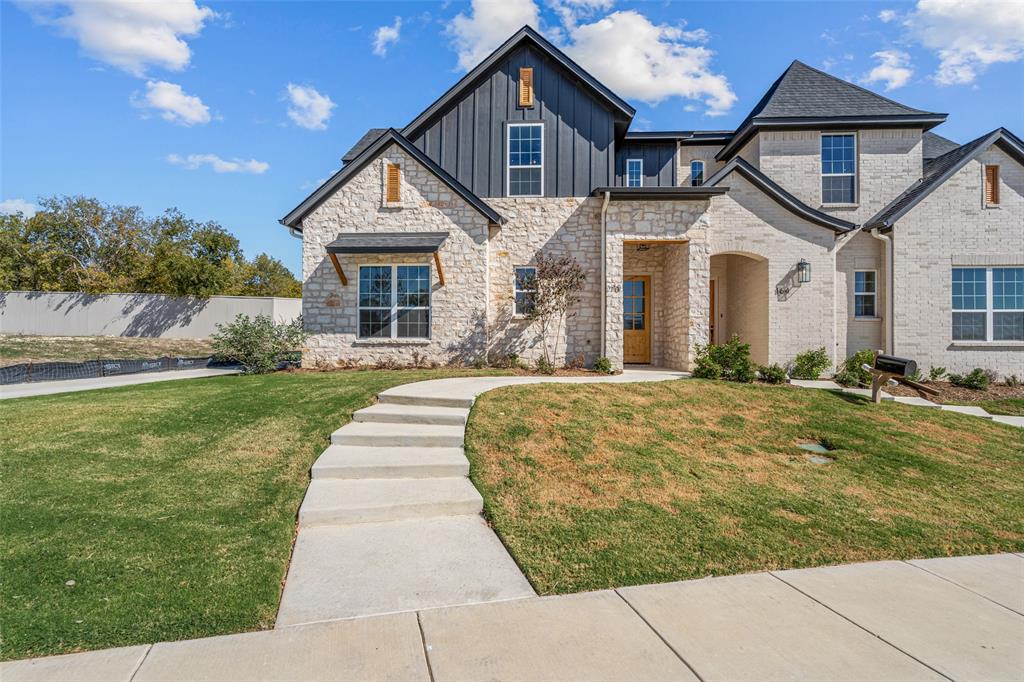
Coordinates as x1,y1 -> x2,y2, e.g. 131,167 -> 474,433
797,259 -> 811,284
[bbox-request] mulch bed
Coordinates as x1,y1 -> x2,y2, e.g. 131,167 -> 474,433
885,380 -> 1024,404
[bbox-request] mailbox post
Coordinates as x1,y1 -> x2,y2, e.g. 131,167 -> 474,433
864,352 -> 925,403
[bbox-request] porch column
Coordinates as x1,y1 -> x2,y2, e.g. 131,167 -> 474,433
604,234 -> 624,370
686,228 -> 711,370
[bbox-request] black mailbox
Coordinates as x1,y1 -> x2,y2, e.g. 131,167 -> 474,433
874,354 -> 917,377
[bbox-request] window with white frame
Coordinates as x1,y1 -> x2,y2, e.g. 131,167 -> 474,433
821,133 -> 856,204
513,266 -> 537,316
690,159 -> 704,186
626,159 -> 643,187
952,267 -> 1024,342
508,123 -> 543,197
854,270 -> 876,318
358,264 -> 431,339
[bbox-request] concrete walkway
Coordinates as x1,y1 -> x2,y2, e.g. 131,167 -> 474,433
789,378 -> 1024,428
275,367 -> 686,627
5,553 -> 1021,681
0,367 -> 241,400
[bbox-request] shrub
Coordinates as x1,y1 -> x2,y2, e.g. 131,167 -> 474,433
1005,374 -> 1022,388
948,368 -> 994,391
593,356 -> 613,374
536,356 -> 555,375
212,314 -> 306,374
693,335 -> 754,383
927,366 -> 947,382
472,357 -> 487,370
907,369 -> 924,383
503,353 -> 524,369
758,363 -> 788,384
790,347 -> 832,380
834,348 -> 875,387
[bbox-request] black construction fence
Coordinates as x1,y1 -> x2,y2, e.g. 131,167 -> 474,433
1,356 -> 238,385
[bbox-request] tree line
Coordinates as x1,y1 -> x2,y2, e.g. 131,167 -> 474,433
0,195 -> 301,298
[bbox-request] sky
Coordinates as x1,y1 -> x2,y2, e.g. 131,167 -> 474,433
2,0 -> 1023,278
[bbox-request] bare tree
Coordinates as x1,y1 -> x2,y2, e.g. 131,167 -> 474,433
519,252 -> 586,368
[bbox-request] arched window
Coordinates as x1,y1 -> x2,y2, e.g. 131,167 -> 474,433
690,160 -> 705,186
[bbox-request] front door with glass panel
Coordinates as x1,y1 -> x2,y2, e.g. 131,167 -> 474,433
623,276 -> 651,364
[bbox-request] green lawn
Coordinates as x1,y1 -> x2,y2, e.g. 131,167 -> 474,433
964,398 -> 1024,416
465,380 -> 1024,595
0,369 -> 498,661
1,335 -> 214,365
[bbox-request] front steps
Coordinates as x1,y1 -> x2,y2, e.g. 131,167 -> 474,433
312,445 -> 469,479
330,422 -> 465,448
353,403 -> 469,425
299,477 -> 483,526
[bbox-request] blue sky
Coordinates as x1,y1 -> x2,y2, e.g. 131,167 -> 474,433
2,0 -> 1022,278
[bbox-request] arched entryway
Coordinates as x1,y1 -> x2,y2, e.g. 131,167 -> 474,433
709,252 -> 769,365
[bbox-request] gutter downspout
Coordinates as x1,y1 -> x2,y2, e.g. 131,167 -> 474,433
600,191 -> 611,359
830,229 -> 860,368
870,227 -> 893,353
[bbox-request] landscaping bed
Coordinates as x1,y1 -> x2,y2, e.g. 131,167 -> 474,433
465,379 -> 1024,595
886,381 -> 1024,415
0,368 -> 502,661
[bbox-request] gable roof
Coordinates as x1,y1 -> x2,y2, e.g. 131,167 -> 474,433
922,130 -> 960,160
280,129 -> 504,230
342,128 -> 389,165
704,157 -> 856,233
865,127 -> 1024,230
402,25 -> 635,140
717,60 -> 946,161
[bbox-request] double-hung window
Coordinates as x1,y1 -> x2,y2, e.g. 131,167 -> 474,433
854,270 -> 876,318
690,160 -> 704,186
513,266 -> 537,316
508,123 -> 543,197
626,159 -> 643,187
952,267 -> 1024,342
358,264 -> 431,339
821,133 -> 856,204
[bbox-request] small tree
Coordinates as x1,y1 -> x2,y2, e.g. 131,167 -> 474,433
520,252 -> 586,367
212,313 -> 306,374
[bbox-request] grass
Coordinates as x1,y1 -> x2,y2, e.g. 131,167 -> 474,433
961,398 -> 1024,416
0,369 -> 501,661
0,335 -> 214,365
465,379 -> 1024,596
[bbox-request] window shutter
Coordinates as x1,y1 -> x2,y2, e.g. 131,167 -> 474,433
518,67 -> 534,107
984,165 -> 999,205
386,163 -> 401,203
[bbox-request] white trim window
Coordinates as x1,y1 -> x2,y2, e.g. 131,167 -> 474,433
513,266 -> 537,316
821,133 -> 856,204
854,270 -> 877,318
690,159 -> 704,186
626,159 -> 643,187
952,267 -> 1024,342
507,123 -> 543,197
358,264 -> 431,339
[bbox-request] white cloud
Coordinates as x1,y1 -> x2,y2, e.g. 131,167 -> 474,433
131,80 -> 210,125
447,0 -> 541,71
445,0 -> 734,116
904,0 -> 1024,85
861,50 -> 914,90
0,198 -> 38,217
565,11 -> 736,116
878,9 -> 898,22
373,16 -> 402,56
285,83 -> 336,130
167,153 -> 269,174
21,0 -> 215,76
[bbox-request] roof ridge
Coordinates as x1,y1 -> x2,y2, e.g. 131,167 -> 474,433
774,60 -> 931,117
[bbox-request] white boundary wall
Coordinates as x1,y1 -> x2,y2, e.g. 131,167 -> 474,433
0,291 -> 302,338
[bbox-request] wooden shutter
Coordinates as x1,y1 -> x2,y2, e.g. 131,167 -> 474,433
386,163 -> 401,203
518,67 -> 534,107
984,165 -> 999,205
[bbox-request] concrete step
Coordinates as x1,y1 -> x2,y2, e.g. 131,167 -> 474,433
353,403 -> 469,426
311,445 -> 469,479
331,422 -> 464,448
299,477 -> 482,527
378,392 -> 476,409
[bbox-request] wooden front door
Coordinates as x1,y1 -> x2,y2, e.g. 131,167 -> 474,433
623,276 -> 651,364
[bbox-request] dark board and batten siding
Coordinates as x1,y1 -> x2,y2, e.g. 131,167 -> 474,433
407,44 -> 617,199
615,142 -> 677,187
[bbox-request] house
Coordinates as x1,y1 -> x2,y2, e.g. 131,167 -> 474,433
281,26 -> 1023,376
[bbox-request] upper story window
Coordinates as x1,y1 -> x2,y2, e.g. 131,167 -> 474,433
854,270 -> 876,318
952,267 -> 1024,342
513,266 -> 537,316
626,159 -> 643,187
508,123 -> 543,197
358,265 -> 431,339
821,133 -> 856,204
690,160 -> 704,186
984,165 -> 1000,206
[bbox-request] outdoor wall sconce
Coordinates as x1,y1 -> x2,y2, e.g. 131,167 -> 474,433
797,259 -> 811,284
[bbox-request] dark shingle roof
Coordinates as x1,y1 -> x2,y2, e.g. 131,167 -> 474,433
342,128 -> 389,164
865,127 -> 1024,230
326,232 -> 449,254
922,131 -> 960,159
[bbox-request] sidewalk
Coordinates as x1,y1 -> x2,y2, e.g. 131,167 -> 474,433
4,553 -> 1021,681
0,367 -> 241,400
